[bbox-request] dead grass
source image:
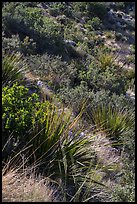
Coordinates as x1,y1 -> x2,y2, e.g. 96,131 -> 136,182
2,167 -> 58,202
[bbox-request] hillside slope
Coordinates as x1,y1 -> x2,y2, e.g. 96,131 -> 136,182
2,2 -> 135,202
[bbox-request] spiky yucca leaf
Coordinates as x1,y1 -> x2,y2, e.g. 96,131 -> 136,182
2,51 -> 28,87
90,103 -> 134,140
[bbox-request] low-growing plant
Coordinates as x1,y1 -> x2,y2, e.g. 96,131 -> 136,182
48,2 -> 72,18
91,17 -> 102,30
105,31 -> 114,39
2,51 -> 28,87
115,32 -> 124,41
87,2 -> 107,20
2,83 -> 109,202
26,54 -> 79,91
2,3 -> 65,56
89,103 -> 134,143
111,160 -> 135,202
2,83 -> 40,157
2,34 -> 37,55
2,157 -> 58,202
126,55 -> 135,64
98,53 -> 115,70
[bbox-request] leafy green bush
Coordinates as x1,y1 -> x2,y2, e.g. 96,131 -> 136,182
2,83 -> 40,151
72,2 -> 107,21
78,54 -> 127,95
112,165 -> 135,202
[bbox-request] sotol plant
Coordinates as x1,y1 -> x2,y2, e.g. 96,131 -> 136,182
2,51 -> 28,87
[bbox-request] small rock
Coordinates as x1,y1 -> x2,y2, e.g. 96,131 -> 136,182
64,40 -> 76,47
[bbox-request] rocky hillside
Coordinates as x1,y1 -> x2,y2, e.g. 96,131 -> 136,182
2,2 -> 135,202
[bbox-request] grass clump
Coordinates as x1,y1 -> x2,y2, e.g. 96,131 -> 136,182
2,162 -> 58,202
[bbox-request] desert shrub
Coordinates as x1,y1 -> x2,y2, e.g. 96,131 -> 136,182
26,54 -> 79,90
112,166 -> 135,202
2,3 -> 64,55
72,2 -> 88,19
64,23 -> 83,44
105,31 -> 115,39
78,57 -> 127,95
115,2 -> 126,10
130,44 -> 135,54
2,83 -> 40,155
48,2 -> 72,18
2,34 -> 37,55
87,2 -> 107,20
3,4 -> 62,40
2,3 -> 43,37
90,17 -> 102,30
90,103 -> 134,142
126,55 -> 135,64
88,92 -> 135,154
73,2 -> 87,13
56,15 -> 70,26
98,53 -> 115,70
72,2 -> 107,20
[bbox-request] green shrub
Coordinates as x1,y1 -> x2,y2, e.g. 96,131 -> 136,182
49,2 -> 72,18
3,3 -> 43,37
26,54 -> 79,90
87,2 -> 107,20
112,168 -> 135,202
73,2 -> 87,12
2,34 -> 37,55
2,3 -> 64,55
91,17 -> 102,30
78,56 -> 127,95
72,2 -> 107,20
2,83 -> 40,151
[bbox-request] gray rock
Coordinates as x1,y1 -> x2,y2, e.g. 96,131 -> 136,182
64,40 -> 76,47
125,90 -> 135,101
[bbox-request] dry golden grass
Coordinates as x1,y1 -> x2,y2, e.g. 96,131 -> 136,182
2,167 -> 58,202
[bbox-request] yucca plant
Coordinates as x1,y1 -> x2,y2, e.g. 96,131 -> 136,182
2,51 -> 28,87
2,83 -> 110,202
22,115 -> 106,201
2,91 -> 116,202
23,101 -> 96,177
90,103 -> 134,142
3,97 -> 106,199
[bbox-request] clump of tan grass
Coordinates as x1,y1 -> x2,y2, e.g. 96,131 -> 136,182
2,164 -> 58,202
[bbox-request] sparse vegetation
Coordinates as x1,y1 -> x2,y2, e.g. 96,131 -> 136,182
2,2 -> 135,202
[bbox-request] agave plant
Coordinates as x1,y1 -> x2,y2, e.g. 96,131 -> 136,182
2,51 -> 28,87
